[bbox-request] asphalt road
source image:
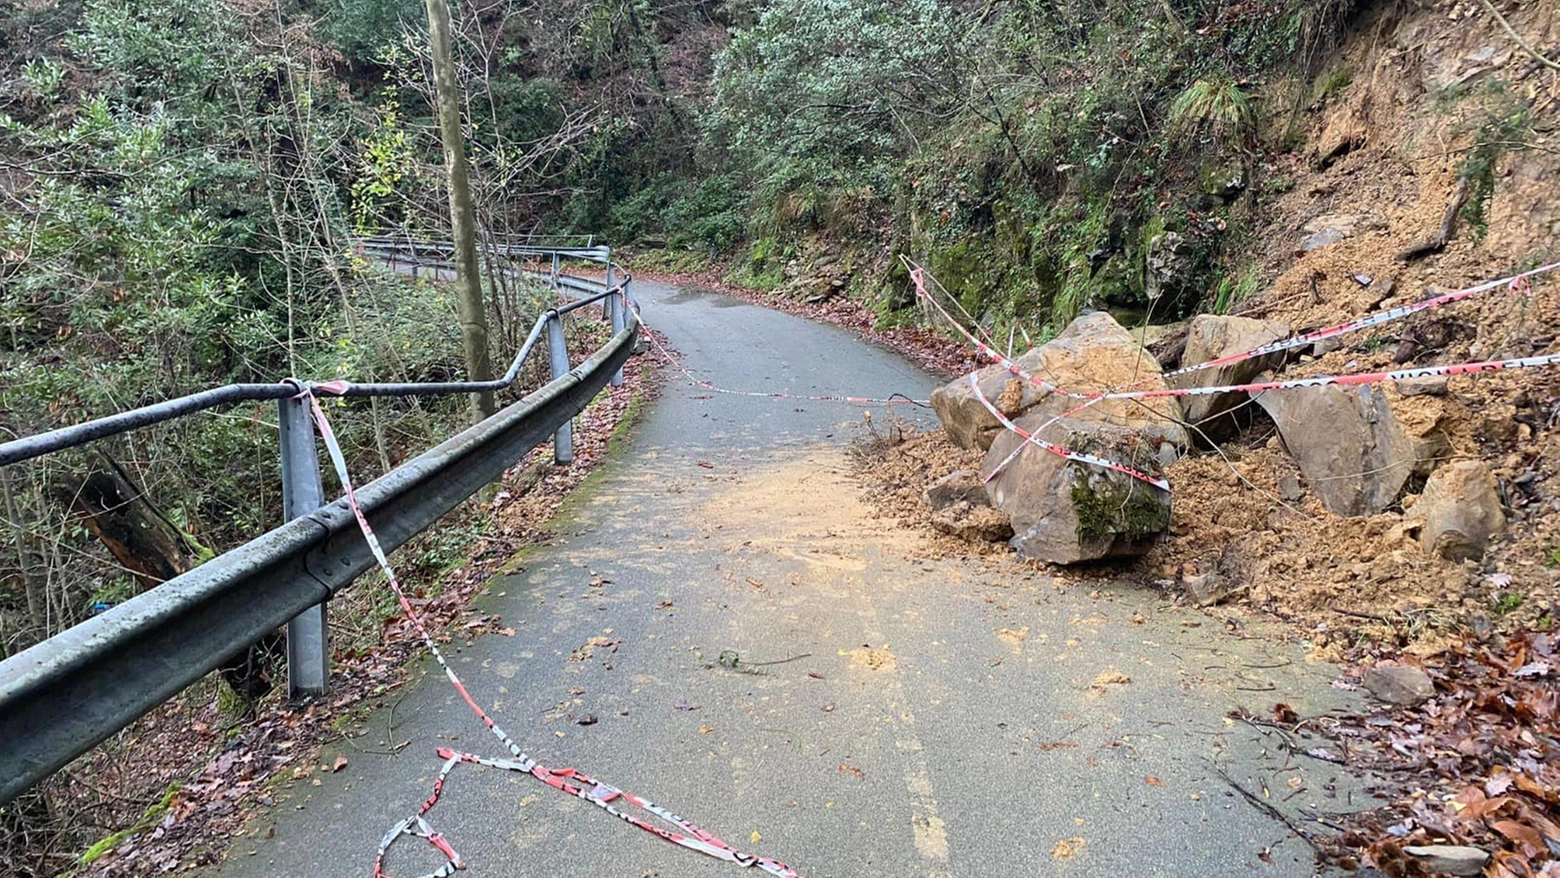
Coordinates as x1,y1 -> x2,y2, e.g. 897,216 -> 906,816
214,279 -> 1368,878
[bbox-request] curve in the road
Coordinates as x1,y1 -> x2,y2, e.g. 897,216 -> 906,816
216,279 -> 1367,878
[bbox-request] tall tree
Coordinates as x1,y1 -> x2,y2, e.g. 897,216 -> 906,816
425,0 -> 496,419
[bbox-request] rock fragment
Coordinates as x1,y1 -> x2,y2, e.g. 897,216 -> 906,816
922,469 -> 989,509
930,503 -> 1012,543
929,312 -> 1184,451
1402,845 -> 1488,876
985,417 -> 1179,564
1364,664 -> 1435,705
1255,383 -> 1414,516
1173,314 -> 1291,443
1407,460 -> 1505,561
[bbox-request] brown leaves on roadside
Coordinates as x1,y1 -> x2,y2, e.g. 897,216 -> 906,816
1333,631 -> 1560,876
1271,702 -> 1299,724
836,764 -> 865,779
1144,775 -> 1165,787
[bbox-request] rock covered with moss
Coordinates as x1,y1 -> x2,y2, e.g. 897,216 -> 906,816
928,312 -> 1188,564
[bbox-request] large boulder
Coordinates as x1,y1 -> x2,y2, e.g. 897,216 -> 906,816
930,312 -> 1184,451
985,416 -> 1181,563
1406,460 -> 1505,561
1255,383 -> 1415,516
1172,315 -> 1291,443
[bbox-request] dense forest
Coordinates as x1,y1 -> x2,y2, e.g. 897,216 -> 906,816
4,0 -> 1548,667
3,0 -> 1556,873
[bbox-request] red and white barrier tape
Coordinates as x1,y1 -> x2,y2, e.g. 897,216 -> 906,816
645,331 -> 928,407
965,373 -> 1170,492
910,263 -> 1557,401
911,262 -> 1560,489
295,387 -> 802,878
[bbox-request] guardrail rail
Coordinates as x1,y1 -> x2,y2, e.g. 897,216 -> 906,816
0,241 -> 638,806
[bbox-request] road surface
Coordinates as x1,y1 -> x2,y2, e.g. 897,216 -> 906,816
214,279 -> 1367,878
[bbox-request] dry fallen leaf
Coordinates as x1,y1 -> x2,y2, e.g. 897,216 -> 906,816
1144,775 -> 1165,787
331,754 -> 348,773
1050,837 -> 1086,859
698,724 -> 715,734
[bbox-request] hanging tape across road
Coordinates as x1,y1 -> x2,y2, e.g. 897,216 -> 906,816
643,329 -> 931,407
965,373 -> 1171,492
909,262 -> 1559,402
909,262 -> 1560,488
295,386 -> 803,878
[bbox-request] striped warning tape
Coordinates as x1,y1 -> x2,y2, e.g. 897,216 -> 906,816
1158,263 -> 1554,382
910,262 -> 1560,489
909,263 -> 1558,402
644,329 -> 930,407
295,387 -> 803,878
965,373 -> 1171,492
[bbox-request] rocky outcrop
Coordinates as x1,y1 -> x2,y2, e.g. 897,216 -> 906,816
1173,314 -> 1290,443
1406,460 -> 1506,561
930,312 -> 1184,451
1255,383 -> 1414,516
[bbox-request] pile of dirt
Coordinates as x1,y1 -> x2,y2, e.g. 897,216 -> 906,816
847,417 -> 1011,558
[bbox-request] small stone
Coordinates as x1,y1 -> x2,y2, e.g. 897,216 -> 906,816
923,470 -> 989,509
1396,375 -> 1449,397
1277,474 -> 1303,502
1183,572 -> 1244,607
1364,664 -> 1435,705
1403,845 -> 1489,876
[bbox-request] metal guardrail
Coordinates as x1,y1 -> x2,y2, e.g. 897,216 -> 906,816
0,243 -> 638,806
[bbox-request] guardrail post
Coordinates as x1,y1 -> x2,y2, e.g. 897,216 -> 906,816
546,313 -> 573,464
278,393 -> 329,699
608,291 -> 626,387
603,259 -> 616,322
550,253 -> 560,289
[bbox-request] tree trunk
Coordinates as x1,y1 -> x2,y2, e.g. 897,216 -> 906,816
62,453 -> 207,589
426,0 -> 497,420
64,452 -> 281,705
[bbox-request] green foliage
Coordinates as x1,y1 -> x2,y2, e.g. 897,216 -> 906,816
728,236 -> 788,291
322,0 -> 426,64
1457,106 -> 1532,244
1209,266 -> 1261,314
1170,77 -> 1256,147
710,0 -> 968,219
351,98 -> 416,232
1493,591 -> 1526,616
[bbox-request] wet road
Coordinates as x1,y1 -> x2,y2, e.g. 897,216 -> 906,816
214,279 -> 1366,878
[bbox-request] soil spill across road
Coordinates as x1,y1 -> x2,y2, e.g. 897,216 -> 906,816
215,280 -> 1371,878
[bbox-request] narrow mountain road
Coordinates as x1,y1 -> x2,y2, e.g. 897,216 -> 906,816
215,280 -> 1367,878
